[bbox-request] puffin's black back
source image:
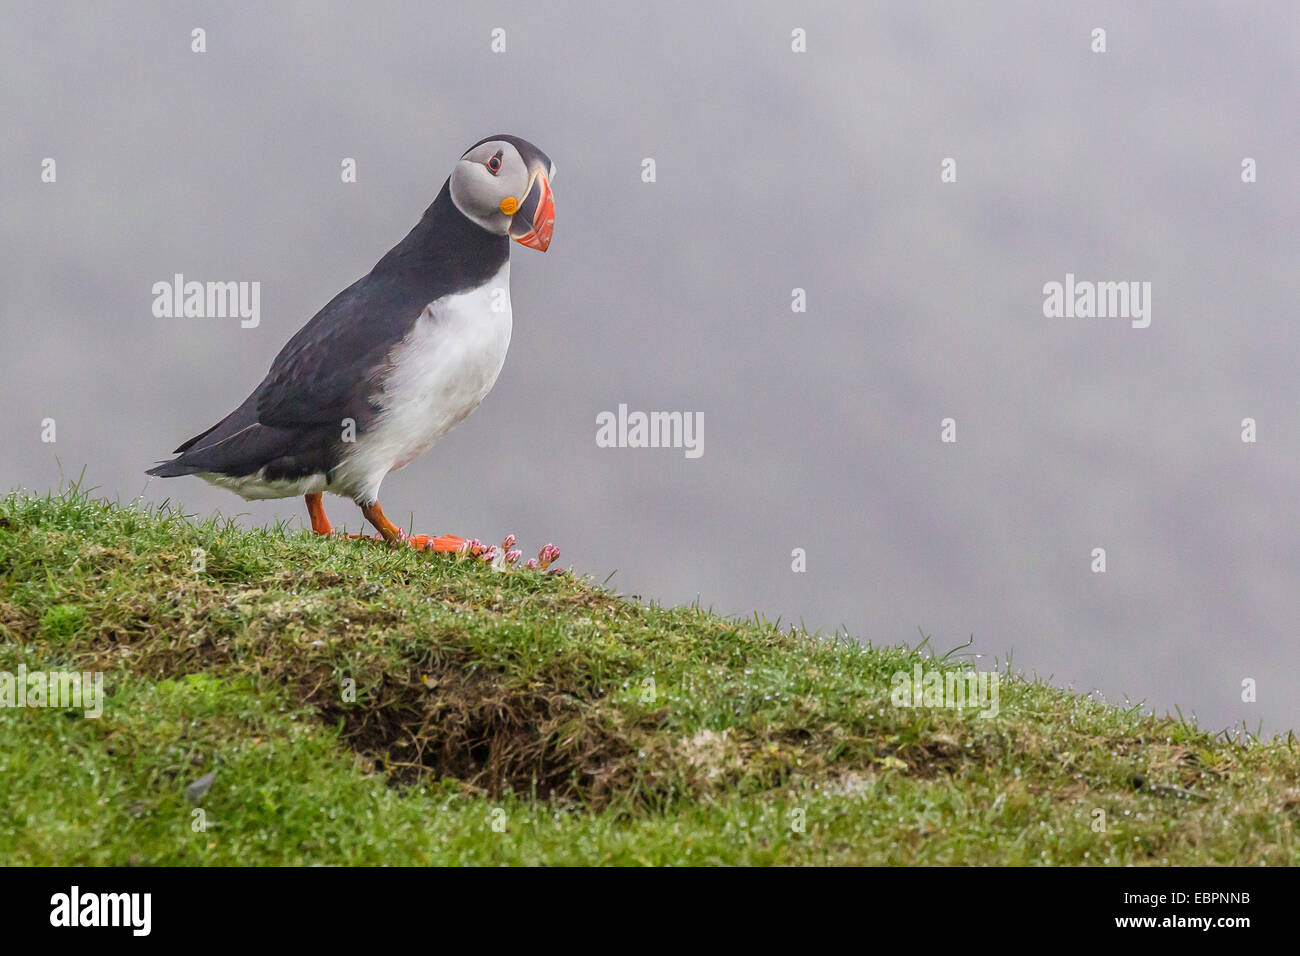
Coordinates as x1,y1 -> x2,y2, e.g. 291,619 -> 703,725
147,180 -> 509,483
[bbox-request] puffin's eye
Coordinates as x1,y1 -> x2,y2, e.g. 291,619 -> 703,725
487,150 -> 503,174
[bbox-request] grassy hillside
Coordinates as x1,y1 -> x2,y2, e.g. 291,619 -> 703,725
0,488 -> 1296,865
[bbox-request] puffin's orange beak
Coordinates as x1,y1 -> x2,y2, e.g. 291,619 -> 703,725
508,169 -> 554,251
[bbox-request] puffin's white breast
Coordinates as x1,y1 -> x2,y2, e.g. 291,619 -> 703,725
332,261 -> 512,502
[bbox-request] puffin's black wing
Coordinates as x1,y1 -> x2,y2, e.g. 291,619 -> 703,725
255,273 -> 414,430
145,272 -> 422,482
146,182 -> 508,483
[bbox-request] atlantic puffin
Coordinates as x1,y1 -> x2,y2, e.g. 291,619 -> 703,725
147,134 -> 555,552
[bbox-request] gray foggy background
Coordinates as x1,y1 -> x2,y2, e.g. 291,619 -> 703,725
2,2 -> 1296,734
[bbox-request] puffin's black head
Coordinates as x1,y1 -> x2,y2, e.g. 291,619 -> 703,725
449,134 -> 555,251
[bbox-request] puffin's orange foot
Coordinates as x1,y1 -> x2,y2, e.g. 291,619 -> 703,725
355,502 -> 486,555
410,534 -> 485,555
343,530 -> 474,554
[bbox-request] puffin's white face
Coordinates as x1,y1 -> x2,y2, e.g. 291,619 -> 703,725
450,138 -> 555,251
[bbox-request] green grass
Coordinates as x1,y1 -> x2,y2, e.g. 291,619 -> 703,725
0,487 -> 1296,865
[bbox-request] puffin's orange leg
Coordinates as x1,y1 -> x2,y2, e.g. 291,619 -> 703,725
360,501 -> 404,543
359,501 -> 480,554
304,493 -> 332,535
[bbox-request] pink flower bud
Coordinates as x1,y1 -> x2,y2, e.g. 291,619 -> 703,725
506,549 -> 522,565
501,534 -> 516,551
525,558 -> 539,569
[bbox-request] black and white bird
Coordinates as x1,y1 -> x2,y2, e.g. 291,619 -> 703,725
147,134 -> 555,552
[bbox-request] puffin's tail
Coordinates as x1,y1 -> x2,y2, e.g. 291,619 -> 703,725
145,459 -> 204,478
146,413 -> 326,482
145,420 -> 227,477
